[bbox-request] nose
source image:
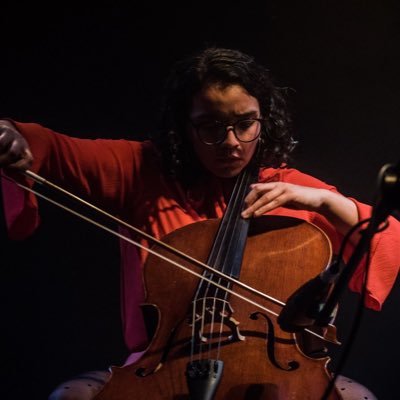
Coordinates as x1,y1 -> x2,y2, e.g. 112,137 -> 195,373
221,127 -> 240,146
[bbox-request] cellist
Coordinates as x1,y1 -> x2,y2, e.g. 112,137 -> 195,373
1,47 -> 399,399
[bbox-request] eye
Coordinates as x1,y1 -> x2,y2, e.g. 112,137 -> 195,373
236,119 -> 256,130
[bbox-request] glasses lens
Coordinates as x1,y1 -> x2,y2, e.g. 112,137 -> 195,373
234,119 -> 262,142
197,122 -> 226,144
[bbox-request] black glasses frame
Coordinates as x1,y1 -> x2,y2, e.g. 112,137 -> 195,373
190,118 -> 265,145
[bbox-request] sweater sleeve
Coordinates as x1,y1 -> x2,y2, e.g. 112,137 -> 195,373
279,168 -> 400,311
1,121 -> 154,240
345,200 -> 400,310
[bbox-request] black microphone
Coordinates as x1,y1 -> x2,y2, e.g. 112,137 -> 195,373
277,257 -> 345,332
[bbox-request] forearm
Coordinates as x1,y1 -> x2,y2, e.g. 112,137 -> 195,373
318,189 -> 359,238
2,120 -> 141,215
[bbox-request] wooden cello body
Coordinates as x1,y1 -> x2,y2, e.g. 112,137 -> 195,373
94,215 -> 342,400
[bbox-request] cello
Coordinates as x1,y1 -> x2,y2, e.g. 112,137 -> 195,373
91,164 -> 342,400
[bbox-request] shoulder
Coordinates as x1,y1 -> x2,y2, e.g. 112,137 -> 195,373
107,139 -> 162,173
113,138 -> 158,157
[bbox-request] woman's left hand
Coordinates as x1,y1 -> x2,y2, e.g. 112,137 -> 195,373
241,182 -> 326,218
241,181 -> 359,236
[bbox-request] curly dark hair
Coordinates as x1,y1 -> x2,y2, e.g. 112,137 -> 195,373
152,47 -> 297,185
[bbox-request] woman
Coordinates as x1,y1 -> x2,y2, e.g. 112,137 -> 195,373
0,47 -> 394,399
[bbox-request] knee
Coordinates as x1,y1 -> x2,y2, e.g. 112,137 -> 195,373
48,371 -> 111,400
335,375 -> 377,400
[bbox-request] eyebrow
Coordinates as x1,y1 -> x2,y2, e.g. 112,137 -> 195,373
192,111 -> 260,123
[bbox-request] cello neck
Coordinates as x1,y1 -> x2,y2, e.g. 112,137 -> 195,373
205,164 -> 259,282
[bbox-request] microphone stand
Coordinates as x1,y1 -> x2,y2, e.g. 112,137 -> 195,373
318,161 -> 400,400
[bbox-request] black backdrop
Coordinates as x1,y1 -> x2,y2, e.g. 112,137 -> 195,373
1,2 -> 400,399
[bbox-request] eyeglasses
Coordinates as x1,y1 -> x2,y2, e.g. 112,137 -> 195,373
190,118 -> 264,145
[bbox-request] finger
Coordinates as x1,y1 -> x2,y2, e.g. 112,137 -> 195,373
0,144 -> 33,169
242,185 -> 285,218
0,131 -> 14,152
251,194 -> 288,216
7,158 -> 32,171
243,182 -> 275,207
0,144 -> 18,165
242,194 -> 285,218
9,148 -> 33,170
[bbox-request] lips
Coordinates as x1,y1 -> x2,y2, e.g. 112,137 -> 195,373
216,152 -> 242,161
216,156 -> 242,165
217,156 -> 241,161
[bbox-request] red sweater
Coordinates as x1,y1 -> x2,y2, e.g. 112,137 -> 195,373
2,122 -> 400,363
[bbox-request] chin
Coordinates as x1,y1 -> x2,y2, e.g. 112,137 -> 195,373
211,166 -> 244,178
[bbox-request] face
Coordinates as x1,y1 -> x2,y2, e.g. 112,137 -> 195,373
188,84 -> 261,178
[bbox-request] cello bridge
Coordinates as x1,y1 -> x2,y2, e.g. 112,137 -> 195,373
189,297 -> 245,344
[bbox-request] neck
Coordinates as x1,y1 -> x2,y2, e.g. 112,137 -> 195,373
219,177 -> 239,202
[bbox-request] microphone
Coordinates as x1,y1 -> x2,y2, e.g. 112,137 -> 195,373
277,257 -> 345,332
369,161 -> 400,229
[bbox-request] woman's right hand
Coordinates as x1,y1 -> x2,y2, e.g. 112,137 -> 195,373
0,120 -> 33,170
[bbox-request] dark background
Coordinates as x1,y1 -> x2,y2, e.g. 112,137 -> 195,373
1,2 -> 400,399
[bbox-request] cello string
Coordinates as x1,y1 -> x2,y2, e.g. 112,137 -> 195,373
210,165 -> 255,359
214,168 -> 251,360
188,169 -> 248,362
208,169 -> 241,357
2,173 -> 332,342
189,166 -> 248,359
202,167 -> 249,358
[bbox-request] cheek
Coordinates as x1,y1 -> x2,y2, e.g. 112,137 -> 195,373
189,132 -> 214,164
243,141 -> 259,160
193,141 -> 214,164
